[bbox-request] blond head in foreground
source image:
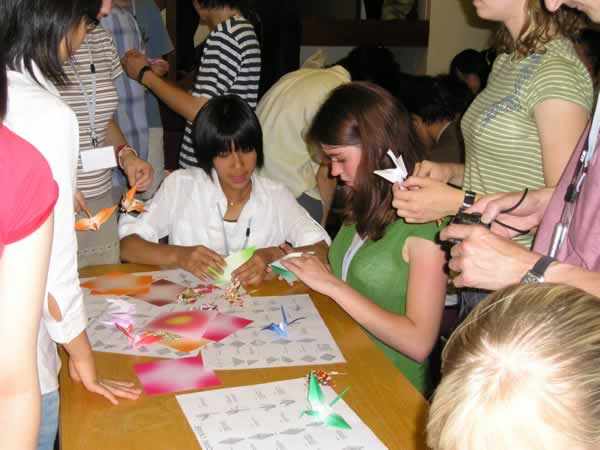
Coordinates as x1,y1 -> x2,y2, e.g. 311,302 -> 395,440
427,283 -> 600,450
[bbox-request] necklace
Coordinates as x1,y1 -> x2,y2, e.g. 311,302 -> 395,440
226,187 -> 251,207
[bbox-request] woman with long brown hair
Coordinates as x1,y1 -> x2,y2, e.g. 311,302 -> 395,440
283,82 -> 448,393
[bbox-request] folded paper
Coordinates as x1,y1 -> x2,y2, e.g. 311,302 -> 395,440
261,305 -> 305,337
75,205 -> 117,231
302,372 -> 351,430
208,247 -> 256,287
120,184 -> 145,215
269,252 -> 313,283
373,149 -> 408,184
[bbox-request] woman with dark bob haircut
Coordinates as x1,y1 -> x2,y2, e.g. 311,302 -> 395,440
282,82 -> 448,393
2,1 -> 142,449
120,95 -> 330,286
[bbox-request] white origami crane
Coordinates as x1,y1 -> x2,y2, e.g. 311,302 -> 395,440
374,149 -> 408,185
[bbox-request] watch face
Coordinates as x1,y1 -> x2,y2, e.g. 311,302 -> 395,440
522,272 -> 543,284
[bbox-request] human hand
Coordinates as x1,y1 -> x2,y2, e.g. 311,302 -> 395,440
440,224 -> 539,290
232,251 -> 269,287
469,188 -> 552,238
121,50 -> 150,81
74,191 -> 90,216
176,245 -> 225,281
68,354 -> 141,405
149,58 -> 169,77
281,254 -> 339,296
392,177 -> 463,223
412,160 -> 455,183
120,151 -> 154,191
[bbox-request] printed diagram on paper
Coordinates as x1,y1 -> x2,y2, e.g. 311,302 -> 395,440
176,377 -> 387,450
200,294 -> 346,369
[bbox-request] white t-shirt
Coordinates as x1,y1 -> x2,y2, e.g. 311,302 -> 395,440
119,169 -> 331,253
5,63 -> 87,395
257,65 -> 351,199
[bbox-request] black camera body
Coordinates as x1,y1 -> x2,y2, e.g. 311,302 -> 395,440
447,212 -> 490,244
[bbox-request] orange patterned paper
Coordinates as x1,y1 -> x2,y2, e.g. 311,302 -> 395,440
121,184 -> 145,214
75,206 -> 117,231
80,272 -> 153,296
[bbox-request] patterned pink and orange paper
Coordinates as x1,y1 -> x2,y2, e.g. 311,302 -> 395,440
80,272 -> 153,296
136,279 -> 187,306
134,355 -> 221,395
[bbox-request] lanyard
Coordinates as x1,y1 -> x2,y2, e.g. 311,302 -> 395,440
69,36 -> 98,147
549,93 -> 600,256
216,203 -> 252,256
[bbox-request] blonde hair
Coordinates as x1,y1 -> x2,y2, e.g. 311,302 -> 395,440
495,0 -> 587,58
427,283 -> 600,450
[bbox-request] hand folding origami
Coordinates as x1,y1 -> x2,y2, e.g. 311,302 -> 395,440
75,206 -> 117,231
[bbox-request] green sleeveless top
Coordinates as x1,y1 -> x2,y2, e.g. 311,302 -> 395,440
329,219 -> 440,393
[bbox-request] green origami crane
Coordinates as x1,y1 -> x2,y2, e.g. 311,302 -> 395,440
208,247 -> 256,287
301,372 -> 352,430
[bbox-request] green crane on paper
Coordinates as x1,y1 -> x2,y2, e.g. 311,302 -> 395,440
301,372 -> 352,430
208,247 -> 256,287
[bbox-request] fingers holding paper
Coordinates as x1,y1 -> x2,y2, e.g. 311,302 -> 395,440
176,245 -> 226,281
392,177 -> 463,223
281,254 -> 339,296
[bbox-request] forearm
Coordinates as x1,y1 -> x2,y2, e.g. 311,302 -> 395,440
142,71 -> 206,122
62,330 -> 94,362
316,164 -> 336,225
0,389 -> 40,450
323,281 -> 437,362
120,234 -> 180,266
104,117 -> 127,150
545,263 -> 600,298
448,163 -> 465,186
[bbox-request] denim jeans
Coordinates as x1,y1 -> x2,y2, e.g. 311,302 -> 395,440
37,390 -> 59,450
459,288 -> 491,321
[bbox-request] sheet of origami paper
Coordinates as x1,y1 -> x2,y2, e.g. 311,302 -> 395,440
75,205 -> 117,231
201,294 -> 345,369
135,279 -> 187,306
208,247 -> 256,287
80,272 -> 153,296
176,378 -> 386,450
268,252 -> 307,284
134,355 -> 221,396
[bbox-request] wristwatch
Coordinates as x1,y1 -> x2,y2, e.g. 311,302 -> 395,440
521,255 -> 556,284
461,190 -> 477,210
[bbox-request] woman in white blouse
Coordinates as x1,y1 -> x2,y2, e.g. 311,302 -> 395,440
120,95 -> 330,285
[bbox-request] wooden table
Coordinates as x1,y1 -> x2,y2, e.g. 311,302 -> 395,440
60,264 -> 429,450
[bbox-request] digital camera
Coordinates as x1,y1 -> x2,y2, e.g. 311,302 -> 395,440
447,212 -> 490,244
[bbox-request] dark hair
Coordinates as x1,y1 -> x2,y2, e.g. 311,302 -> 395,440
197,0 -> 262,44
0,54 -> 6,122
402,75 -> 474,124
577,29 -> 600,80
309,82 -> 424,241
0,0 -> 101,86
449,48 -> 494,91
191,95 -> 263,175
335,46 -> 401,94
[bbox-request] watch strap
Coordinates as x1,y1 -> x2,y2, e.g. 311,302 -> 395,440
137,65 -> 152,84
461,190 -> 477,210
529,255 -> 556,278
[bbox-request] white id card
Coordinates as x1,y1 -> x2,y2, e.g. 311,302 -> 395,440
80,146 -> 117,172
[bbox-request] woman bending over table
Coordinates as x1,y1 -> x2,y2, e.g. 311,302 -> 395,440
283,82 -> 448,393
120,95 -> 330,286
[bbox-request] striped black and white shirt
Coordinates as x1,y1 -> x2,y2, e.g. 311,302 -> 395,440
179,16 -> 261,168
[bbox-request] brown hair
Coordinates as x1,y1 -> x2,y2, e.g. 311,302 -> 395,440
308,82 -> 424,241
495,0 -> 587,58
427,283 -> 600,450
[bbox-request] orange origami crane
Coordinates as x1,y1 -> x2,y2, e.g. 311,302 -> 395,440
75,206 -> 117,231
120,185 -> 145,214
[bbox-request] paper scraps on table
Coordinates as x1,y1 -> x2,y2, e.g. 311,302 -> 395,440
75,205 -> 117,231
120,184 -> 145,215
208,247 -> 256,287
261,305 -> 305,337
177,284 -> 218,303
302,372 -> 351,430
80,272 -> 153,296
134,355 -> 221,396
144,309 -> 253,353
373,149 -> 408,185
136,279 -> 187,306
306,370 -> 346,388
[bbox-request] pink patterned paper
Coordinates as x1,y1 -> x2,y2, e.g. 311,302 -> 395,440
202,313 -> 253,342
136,279 -> 187,306
134,355 -> 221,395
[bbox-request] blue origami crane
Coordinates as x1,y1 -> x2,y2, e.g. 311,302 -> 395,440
261,305 -> 304,337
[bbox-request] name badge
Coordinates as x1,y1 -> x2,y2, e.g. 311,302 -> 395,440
80,146 -> 117,172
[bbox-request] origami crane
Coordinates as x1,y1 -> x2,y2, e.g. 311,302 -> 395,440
261,305 -> 304,337
301,372 -> 351,430
114,322 -> 162,349
373,149 -> 408,184
120,184 -> 145,215
75,205 -> 117,231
